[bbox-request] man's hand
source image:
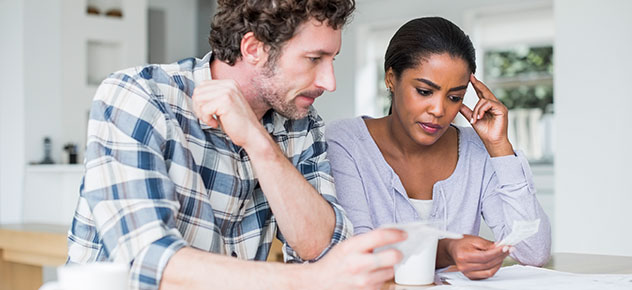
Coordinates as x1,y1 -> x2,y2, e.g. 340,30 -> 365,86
192,79 -> 267,149
303,228 -> 407,290
440,235 -> 510,280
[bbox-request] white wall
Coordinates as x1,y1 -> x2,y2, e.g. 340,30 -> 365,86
148,0 -> 198,63
0,0 -> 26,224
24,0 -> 64,164
196,0 -> 215,58
554,0 -> 632,256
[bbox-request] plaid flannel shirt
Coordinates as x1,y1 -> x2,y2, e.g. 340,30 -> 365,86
67,53 -> 352,290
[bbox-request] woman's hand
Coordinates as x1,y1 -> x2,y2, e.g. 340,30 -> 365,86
438,235 -> 511,280
459,74 -> 514,157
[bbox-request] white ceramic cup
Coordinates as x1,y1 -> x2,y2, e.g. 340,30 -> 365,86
39,262 -> 129,290
393,234 -> 438,285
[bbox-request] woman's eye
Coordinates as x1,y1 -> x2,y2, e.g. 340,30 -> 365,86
416,89 -> 432,96
449,95 -> 464,102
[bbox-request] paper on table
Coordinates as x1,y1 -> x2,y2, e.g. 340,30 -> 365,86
497,219 -> 540,246
437,265 -> 632,290
375,221 -> 463,263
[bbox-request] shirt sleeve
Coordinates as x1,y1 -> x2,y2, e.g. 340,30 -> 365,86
480,150 -> 552,266
81,73 -> 188,290
325,124 -> 375,235
278,115 -> 353,263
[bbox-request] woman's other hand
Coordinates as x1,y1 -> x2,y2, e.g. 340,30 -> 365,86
459,74 -> 514,157
438,235 -> 510,280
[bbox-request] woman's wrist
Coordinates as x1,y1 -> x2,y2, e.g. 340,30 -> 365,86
484,138 -> 514,157
436,239 -> 457,268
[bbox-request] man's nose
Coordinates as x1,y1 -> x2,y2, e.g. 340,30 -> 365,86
315,63 -> 336,92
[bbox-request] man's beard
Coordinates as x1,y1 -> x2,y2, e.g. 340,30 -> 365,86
253,63 -> 308,120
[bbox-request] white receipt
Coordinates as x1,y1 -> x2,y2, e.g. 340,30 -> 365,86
497,219 -> 540,246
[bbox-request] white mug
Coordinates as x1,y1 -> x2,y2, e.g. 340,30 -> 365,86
394,235 -> 438,285
376,220 -> 463,286
40,262 -> 129,290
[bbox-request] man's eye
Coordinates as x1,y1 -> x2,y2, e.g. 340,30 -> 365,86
308,57 -> 321,62
416,89 -> 432,96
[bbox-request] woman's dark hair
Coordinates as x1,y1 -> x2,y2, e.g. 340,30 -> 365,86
209,0 -> 355,66
384,17 -> 476,114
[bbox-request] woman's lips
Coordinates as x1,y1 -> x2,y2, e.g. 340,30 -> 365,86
418,122 -> 442,134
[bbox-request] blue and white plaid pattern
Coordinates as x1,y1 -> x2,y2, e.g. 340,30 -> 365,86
67,53 -> 352,290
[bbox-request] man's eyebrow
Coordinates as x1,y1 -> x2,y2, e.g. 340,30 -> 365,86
306,49 -> 339,56
415,78 -> 468,92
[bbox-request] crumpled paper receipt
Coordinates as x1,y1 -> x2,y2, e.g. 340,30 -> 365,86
375,221 -> 463,264
497,219 -> 541,246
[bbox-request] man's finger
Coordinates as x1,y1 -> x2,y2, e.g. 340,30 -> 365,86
372,248 -> 403,270
368,267 -> 396,285
351,228 -> 407,253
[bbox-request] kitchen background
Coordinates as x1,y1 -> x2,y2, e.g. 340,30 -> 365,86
1,1 -> 630,281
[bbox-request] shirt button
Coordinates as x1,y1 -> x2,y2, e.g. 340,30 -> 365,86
231,251 -> 238,257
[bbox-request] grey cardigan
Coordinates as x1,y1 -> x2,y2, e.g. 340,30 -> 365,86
326,117 -> 551,266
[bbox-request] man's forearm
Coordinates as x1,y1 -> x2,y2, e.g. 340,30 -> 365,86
245,132 -> 336,260
160,247 -> 304,289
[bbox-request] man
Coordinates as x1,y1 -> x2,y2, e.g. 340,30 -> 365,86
67,0 -> 405,289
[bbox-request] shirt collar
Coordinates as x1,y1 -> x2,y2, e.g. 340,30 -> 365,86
261,109 -> 289,138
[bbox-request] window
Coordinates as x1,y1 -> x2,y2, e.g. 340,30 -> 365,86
484,45 -> 554,162
466,3 -> 555,163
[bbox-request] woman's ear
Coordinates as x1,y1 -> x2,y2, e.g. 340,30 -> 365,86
385,68 -> 395,91
240,32 -> 266,65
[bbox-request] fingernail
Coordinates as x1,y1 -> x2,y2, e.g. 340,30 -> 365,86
502,246 -> 509,253
470,118 -> 475,124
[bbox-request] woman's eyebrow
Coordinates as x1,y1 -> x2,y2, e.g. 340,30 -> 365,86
448,85 -> 468,92
415,78 -> 441,90
415,78 -> 468,92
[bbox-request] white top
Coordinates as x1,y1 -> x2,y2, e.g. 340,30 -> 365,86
408,198 -> 434,220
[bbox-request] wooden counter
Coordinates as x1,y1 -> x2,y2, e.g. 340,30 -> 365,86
0,224 -> 68,290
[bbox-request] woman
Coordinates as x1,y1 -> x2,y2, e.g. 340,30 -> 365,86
326,17 -> 551,279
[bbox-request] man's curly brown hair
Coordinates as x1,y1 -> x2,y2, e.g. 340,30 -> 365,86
209,0 -> 355,66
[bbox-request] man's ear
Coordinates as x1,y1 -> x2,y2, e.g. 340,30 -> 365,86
240,32 -> 266,65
